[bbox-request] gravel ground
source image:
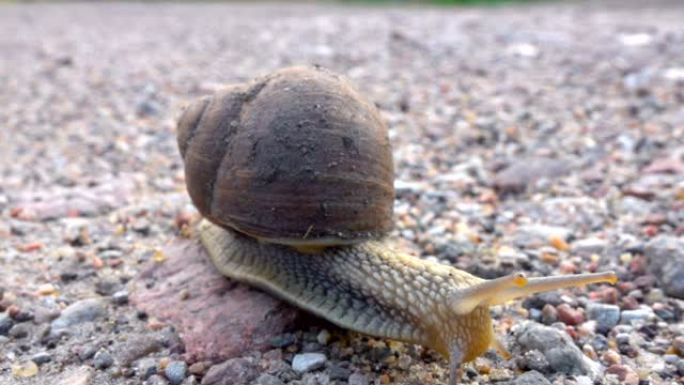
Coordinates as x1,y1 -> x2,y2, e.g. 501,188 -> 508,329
2,2 -> 684,385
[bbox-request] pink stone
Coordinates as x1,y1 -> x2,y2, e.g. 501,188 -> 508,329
556,304 -> 584,326
130,239 -> 299,363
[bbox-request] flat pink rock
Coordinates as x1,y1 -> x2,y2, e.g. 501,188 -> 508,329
131,238 -> 299,363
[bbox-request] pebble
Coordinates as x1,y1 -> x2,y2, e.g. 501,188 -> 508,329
606,364 -> 639,385
93,350 -> 114,370
501,370 -> 551,385
620,307 -> 656,324
112,290 -> 129,305
644,236 -> 684,299
31,351 -> 52,365
513,322 -> 598,377
145,374 -> 169,385
571,238 -> 607,256
515,225 -> 572,248
270,333 -> 296,348
517,350 -> 549,373
0,314 -> 13,335
201,357 -> 257,385
348,372 -> 370,385
51,298 -> 106,334
57,366 -> 94,385
137,357 -> 158,380
253,373 -> 285,385
673,336 -> 684,357
116,335 -> 162,366
541,304 -> 557,325
328,364 -> 351,380
9,323 -> 30,339
316,329 -> 331,345
164,360 -> 188,385
292,353 -> 327,373
602,350 -> 622,365
556,304 -> 583,325
586,303 -> 620,333
11,361 -> 39,378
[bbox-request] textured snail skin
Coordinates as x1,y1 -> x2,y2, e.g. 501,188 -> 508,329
198,220 -> 617,384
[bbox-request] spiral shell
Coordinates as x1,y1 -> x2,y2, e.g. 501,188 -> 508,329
177,66 -> 394,246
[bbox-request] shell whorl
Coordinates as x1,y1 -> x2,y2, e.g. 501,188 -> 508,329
177,66 -> 395,246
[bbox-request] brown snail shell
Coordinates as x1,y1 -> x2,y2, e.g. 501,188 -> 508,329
177,66 -> 394,246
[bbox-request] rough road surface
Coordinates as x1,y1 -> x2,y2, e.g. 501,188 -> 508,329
1,2 -> 683,385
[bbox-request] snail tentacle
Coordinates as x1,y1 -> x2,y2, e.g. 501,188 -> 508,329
448,272 -> 528,315
488,271 -> 618,306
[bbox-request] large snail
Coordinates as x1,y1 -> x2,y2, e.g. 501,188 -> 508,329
177,66 -> 616,384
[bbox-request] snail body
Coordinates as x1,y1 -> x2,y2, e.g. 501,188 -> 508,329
178,67 -> 616,385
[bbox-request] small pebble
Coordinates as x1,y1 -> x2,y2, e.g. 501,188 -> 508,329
673,336 -> 684,357
602,350 -> 622,365
9,323 -> 29,339
253,373 -> 285,385
0,314 -> 14,335
93,350 -> 114,370
505,370 -> 551,385
11,361 -> 38,378
556,304 -> 583,325
586,303 -> 620,333
164,360 -> 187,385
112,290 -> 129,305
348,372 -> 370,385
292,353 -> 327,373
316,329 -> 331,345
31,352 -> 52,365
621,307 -> 656,324
137,357 -> 158,380
541,304 -> 558,325
270,333 -> 296,348
144,374 -> 169,385
51,298 -> 106,334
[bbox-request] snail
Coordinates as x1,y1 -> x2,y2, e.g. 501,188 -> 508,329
177,66 -> 617,385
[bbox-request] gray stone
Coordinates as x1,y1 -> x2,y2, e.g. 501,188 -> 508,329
571,238 -> 608,256
115,335 -> 163,366
292,353 -> 327,373
586,303 -> 620,333
0,314 -> 13,335
515,225 -> 572,248
145,374 -> 170,385
516,350 -> 549,373
493,157 -> 573,193
347,373 -> 370,385
31,351 -> 52,365
252,374 -> 285,385
512,322 -> 600,378
57,366 -> 94,385
112,290 -> 129,305
644,236 -> 684,299
621,307 -> 656,324
502,370 -> 551,385
164,361 -> 188,385
8,323 -> 29,339
93,350 -> 114,369
201,357 -> 258,385
137,357 -> 158,380
51,299 -> 106,334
